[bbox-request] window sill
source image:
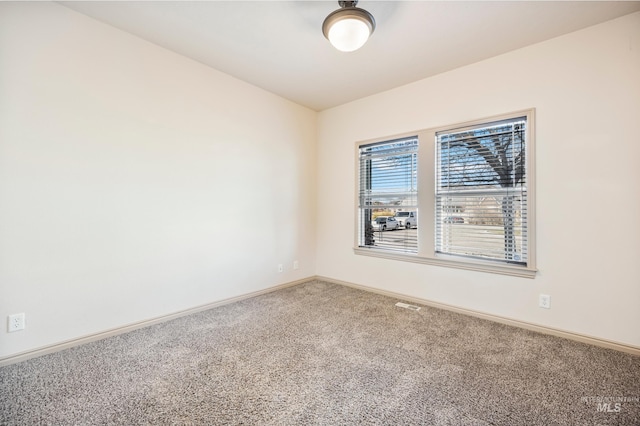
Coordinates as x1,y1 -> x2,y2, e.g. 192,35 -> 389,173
353,247 -> 537,279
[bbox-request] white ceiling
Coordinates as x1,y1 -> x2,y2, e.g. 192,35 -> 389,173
59,1 -> 640,111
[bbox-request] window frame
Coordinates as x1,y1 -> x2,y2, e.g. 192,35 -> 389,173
353,109 -> 537,278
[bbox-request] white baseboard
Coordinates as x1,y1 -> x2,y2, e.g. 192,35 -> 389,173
0,278 -> 311,367
3,275 -> 637,367
316,275 -> 640,356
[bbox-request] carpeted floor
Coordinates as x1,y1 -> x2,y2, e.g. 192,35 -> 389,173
1,280 -> 639,425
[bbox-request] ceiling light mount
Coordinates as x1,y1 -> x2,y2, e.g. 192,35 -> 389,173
322,0 -> 376,52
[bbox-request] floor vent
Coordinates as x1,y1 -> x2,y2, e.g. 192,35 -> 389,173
395,302 -> 421,311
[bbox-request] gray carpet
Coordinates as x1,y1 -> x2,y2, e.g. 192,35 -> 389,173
1,280 -> 639,425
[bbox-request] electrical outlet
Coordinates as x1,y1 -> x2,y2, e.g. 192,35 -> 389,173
539,294 -> 551,309
8,313 -> 25,332
278,264 -> 283,273
293,260 -> 299,270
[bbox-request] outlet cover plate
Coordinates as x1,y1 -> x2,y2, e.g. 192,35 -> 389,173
539,294 -> 551,309
8,313 -> 25,332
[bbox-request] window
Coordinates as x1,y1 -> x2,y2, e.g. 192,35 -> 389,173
354,110 -> 536,278
436,116 -> 528,265
358,137 -> 418,253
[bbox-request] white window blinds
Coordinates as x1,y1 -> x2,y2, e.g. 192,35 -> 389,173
435,117 -> 528,265
358,137 -> 418,253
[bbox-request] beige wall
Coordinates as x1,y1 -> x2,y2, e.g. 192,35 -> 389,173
0,2 -> 317,358
317,12 -> 640,348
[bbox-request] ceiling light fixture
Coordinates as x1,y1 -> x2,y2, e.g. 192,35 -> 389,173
322,1 -> 376,52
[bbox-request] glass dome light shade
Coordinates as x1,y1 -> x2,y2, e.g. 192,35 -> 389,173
322,7 -> 375,52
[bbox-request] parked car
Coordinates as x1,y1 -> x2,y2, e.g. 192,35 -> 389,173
372,216 -> 399,231
395,211 -> 418,229
444,216 -> 464,224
